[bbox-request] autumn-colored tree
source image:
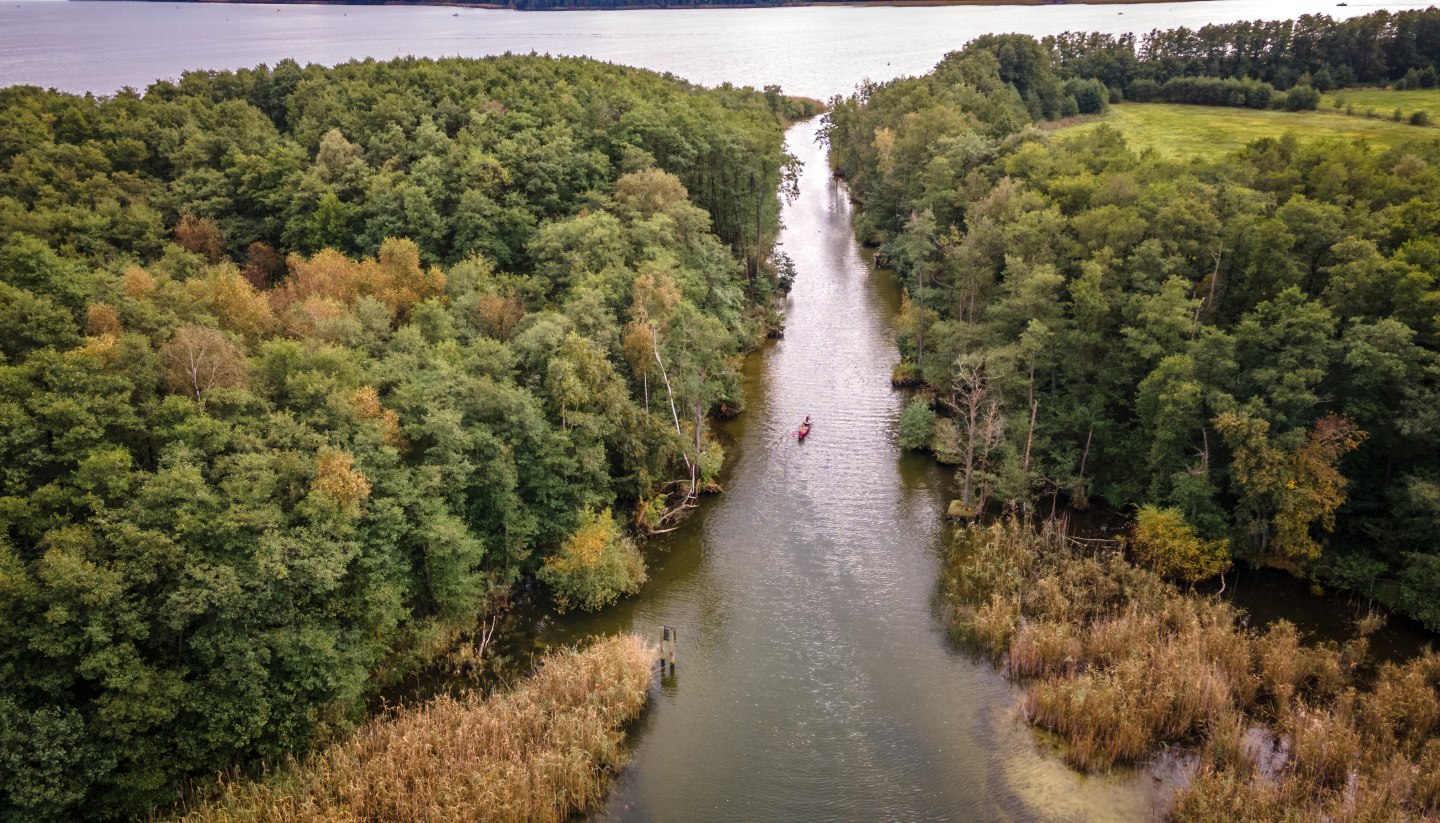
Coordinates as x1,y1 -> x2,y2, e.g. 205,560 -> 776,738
1282,415 -> 1368,556
621,320 -> 657,409
1130,505 -> 1231,586
1216,411 -> 1366,560
311,449 -> 372,512
159,324 -> 246,401
273,239 -> 444,323
86,303 -> 121,338
120,266 -> 155,300
375,237 -> 445,316
275,248 -> 364,310
240,242 -> 285,289
537,508 -> 646,612
174,213 -> 226,263
351,386 -> 405,449
630,267 -> 681,325
188,270 -> 276,344
474,292 -> 524,340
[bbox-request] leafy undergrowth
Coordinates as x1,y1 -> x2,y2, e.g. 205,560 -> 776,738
943,520 -> 1440,822
172,634 -> 654,823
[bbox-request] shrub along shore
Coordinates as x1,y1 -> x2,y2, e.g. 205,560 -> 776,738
170,635 -> 655,823
944,520 -> 1440,821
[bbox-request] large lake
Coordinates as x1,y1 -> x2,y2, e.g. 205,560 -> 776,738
1,0 -> 1434,98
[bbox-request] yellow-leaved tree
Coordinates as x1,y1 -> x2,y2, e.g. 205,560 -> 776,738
538,508 -> 646,612
1130,505 -> 1231,587
1215,411 -> 1366,561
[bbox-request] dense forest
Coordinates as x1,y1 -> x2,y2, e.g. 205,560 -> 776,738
1047,7 -> 1440,95
824,14 -> 1440,631
0,55 -> 810,821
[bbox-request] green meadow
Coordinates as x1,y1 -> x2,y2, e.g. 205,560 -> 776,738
1322,85 -> 1440,122
1057,102 -> 1439,160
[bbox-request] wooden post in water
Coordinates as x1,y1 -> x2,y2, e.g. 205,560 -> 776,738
660,626 -> 676,672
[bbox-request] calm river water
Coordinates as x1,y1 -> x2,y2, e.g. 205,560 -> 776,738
531,117 -> 1185,822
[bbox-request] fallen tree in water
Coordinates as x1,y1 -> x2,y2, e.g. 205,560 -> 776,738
173,635 -> 654,823
943,520 -> 1440,821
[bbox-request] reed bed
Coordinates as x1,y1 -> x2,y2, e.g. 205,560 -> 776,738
943,520 -> 1440,821
173,634 -> 654,823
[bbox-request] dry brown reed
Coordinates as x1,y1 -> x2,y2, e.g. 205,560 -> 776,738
172,634 -> 654,823
942,520 -> 1440,821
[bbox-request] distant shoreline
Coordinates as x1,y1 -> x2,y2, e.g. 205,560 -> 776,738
106,0 -> 1224,10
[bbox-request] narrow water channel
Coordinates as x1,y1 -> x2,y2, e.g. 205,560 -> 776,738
535,118 -> 1172,822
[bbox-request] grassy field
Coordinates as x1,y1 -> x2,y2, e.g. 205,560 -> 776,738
1322,86 -> 1440,122
1056,102 -> 1439,160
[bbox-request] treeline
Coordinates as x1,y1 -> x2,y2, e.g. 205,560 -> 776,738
0,55 -> 797,821
1046,7 -> 1440,95
825,33 -> 1440,630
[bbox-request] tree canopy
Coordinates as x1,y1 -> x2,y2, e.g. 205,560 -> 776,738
0,54 -> 800,821
826,25 -> 1440,630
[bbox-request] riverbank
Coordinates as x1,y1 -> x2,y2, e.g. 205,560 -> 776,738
170,635 -> 654,823
943,520 -> 1440,820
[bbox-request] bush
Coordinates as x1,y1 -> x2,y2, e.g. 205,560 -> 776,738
1156,76 -> 1276,109
1130,505 -> 1231,586
699,440 -> 725,486
1411,110 -> 1432,126
538,509 -> 647,612
897,399 -> 936,450
1063,78 -> 1110,115
1127,78 -> 1159,103
1283,84 -> 1321,111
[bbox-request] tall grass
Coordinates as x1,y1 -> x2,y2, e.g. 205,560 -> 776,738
943,520 -> 1440,821
171,634 -> 654,823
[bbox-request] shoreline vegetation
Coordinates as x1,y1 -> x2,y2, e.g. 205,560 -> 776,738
944,521 -> 1440,821
124,0 -> 1226,9
170,635 -> 655,823
829,8 -> 1440,635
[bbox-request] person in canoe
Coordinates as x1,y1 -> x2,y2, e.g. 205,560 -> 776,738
797,415 -> 812,441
